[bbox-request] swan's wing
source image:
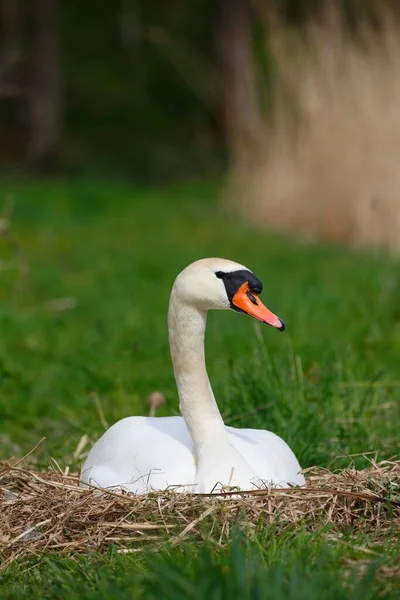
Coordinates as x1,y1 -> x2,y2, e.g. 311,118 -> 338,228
80,416 -> 196,493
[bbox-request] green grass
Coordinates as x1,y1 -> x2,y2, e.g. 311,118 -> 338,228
2,531 -> 399,600
0,179 -> 399,597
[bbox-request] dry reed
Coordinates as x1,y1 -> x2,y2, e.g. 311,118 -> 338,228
1,455 -> 399,570
227,12 -> 400,251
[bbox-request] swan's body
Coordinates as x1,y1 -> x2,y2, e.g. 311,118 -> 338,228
81,258 -> 305,493
81,416 -> 303,493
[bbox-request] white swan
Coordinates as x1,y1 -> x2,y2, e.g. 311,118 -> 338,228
80,258 -> 305,494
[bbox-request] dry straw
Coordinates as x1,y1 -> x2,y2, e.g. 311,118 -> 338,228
1,450 -> 399,570
227,10 -> 400,251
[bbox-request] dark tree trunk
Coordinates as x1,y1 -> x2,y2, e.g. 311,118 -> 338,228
213,0 -> 260,157
0,0 -> 22,97
23,0 -> 61,169
0,0 -> 23,158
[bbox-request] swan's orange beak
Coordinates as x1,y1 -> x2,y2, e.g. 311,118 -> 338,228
232,283 -> 285,331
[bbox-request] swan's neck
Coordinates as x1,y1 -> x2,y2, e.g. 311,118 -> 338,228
168,289 -> 259,491
168,292 -> 231,452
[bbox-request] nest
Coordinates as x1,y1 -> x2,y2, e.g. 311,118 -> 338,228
1,456 -> 399,570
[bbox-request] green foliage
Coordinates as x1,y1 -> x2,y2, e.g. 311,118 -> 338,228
2,531 -> 399,599
0,179 -> 399,595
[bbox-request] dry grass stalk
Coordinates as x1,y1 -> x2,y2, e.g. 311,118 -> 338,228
0,456 -> 399,570
146,391 -> 166,417
227,13 -> 400,252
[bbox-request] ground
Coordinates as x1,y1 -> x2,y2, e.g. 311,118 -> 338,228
0,179 -> 399,597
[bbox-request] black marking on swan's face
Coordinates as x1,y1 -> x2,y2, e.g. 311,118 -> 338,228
215,269 -> 263,309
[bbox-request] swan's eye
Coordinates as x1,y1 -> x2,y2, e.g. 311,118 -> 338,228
215,271 -> 224,279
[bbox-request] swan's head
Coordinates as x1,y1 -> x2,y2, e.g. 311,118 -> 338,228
172,258 -> 285,331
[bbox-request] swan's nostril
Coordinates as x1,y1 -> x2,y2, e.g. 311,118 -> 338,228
246,290 -> 258,305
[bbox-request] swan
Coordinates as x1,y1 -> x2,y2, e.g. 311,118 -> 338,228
80,258 -> 305,494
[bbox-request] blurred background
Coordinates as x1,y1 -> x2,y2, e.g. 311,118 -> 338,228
1,0 -> 400,250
